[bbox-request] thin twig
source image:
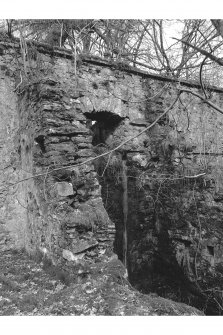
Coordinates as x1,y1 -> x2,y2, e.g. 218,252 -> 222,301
18,21 -> 28,77
101,152 -> 112,177
59,22 -> 64,48
184,173 -> 206,179
179,88 -> 223,115
43,166 -> 50,201
13,71 -> 23,92
199,56 -> 208,99
213,297 -> 223,311
130,172 -> 206,181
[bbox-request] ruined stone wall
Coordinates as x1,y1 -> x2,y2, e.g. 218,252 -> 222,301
1,39 -> 223,313
0,41 -> 159,264
74,56 -> 223,312
0,42 -> 116,263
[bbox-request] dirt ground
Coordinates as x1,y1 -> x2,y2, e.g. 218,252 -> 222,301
0,249 -> 203,315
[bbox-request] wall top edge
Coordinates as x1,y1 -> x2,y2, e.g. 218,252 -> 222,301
1,36 -> 223,94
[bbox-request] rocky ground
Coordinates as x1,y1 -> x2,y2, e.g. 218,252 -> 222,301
0,249 -> 203,315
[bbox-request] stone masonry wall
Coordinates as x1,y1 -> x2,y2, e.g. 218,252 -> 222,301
1,39 -> 223,312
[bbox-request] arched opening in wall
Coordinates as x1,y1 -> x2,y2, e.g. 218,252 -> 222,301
84,111 -> 126,261
84,111 -> 124,146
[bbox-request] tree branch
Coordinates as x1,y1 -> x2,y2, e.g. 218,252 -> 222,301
199,56 -> 208,99
172,37 -> 223,66
179,88 -> 223,115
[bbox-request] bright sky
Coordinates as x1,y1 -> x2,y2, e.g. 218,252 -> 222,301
1,0 -> 223,19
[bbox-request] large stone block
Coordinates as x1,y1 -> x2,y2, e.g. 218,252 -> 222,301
55,182 -> 74,197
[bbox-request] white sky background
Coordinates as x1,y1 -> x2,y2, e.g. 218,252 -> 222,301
0,0 -> 223,18
1,0 -> 223,334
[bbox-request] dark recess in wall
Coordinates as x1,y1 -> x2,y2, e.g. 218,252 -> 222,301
85,110 -> 125,261
84,111 -> 124,146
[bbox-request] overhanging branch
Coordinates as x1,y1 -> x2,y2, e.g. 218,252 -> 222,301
172,37 -> 223,66
179,88 -> 223,115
